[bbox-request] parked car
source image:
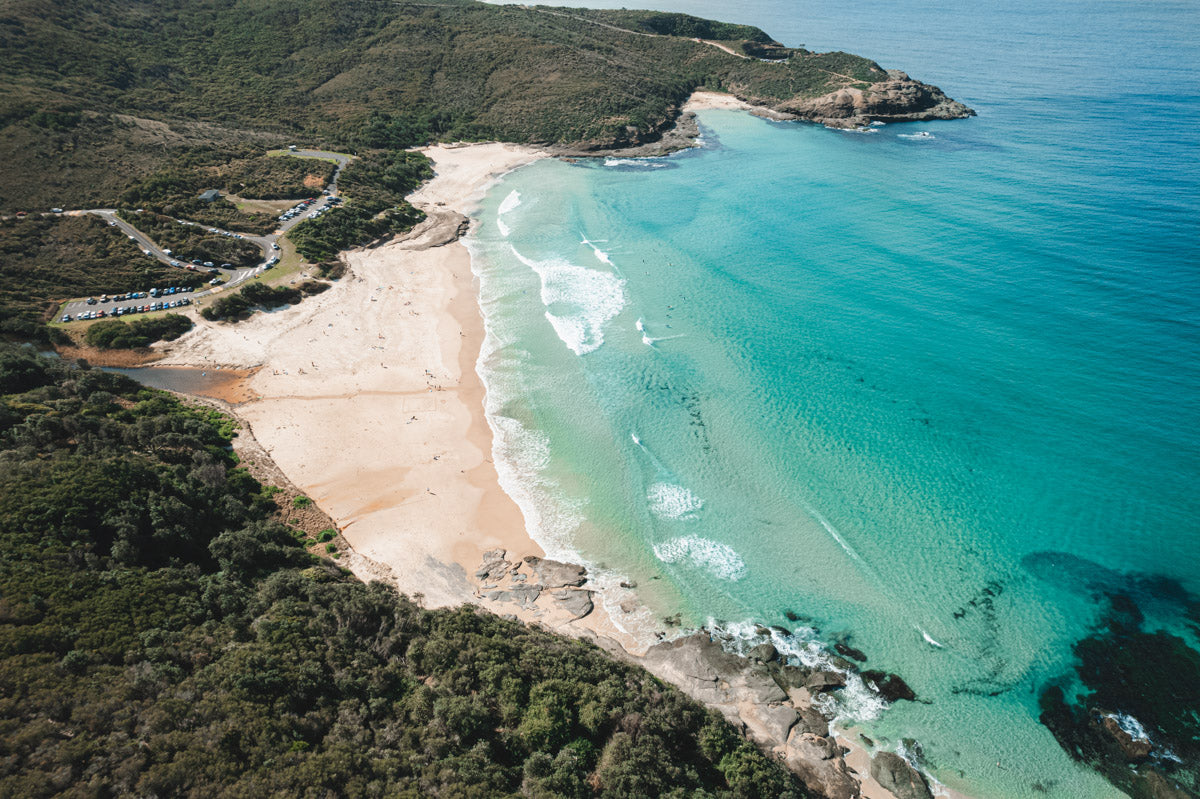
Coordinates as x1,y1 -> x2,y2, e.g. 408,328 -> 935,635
61,314 -> 71,323
51,208 -> 63,213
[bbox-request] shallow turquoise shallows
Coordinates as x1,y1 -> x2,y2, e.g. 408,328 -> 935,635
473,1 -> 1200,796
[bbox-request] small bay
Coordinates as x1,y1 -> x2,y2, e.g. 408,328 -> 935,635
475,1 -> 1200,796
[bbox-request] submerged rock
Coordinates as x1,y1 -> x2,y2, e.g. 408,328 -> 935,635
834,640 -> 868,663
870,751 -> 933,799
862,670 -> 917,703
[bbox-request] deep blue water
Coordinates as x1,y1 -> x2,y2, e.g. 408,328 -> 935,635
475,1 -> 1200,796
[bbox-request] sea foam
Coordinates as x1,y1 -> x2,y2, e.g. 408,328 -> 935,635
604,157 -> 667,169
653,535 -> 746,580
580,235 -> 614,265
647,482 -> 704,520
496,189 -> 521,236
497,189 -> 522,215
710,620 -> 888,723
509,244 -> 625,355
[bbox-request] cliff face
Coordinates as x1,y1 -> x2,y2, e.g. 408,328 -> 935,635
777,70 -> 975,128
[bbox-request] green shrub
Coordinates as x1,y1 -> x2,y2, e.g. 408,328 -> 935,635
84,314 -> 193,350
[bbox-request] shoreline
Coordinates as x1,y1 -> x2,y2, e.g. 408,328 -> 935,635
152,140 -> 650,652
146,112 -> 965,799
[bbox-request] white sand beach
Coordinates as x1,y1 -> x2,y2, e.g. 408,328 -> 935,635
157,141 -> 650,650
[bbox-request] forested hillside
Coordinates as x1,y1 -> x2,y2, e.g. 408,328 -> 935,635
0,346 -> 807,798
0,0 -> 969,214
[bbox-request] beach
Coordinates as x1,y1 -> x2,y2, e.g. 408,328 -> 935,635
156,141 -> 650,650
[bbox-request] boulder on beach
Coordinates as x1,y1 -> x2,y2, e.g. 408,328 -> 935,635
870,751 -> 933,799
551,588 -> 594,620
523,555 -> 587,588
785,730 -> 860,799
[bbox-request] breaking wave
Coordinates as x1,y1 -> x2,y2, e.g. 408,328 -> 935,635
509,244 -> 625,355
497,189 -> 522,215
648,482 -> 704,520
653,535 -> 746,580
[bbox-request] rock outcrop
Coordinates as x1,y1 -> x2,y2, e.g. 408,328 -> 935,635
551,588 -> 594,621
523,555 -> 587,588
785,730 -> 861,799
870,751 -> 933,799
861,670 -> 917,703
778,70 -> 974,129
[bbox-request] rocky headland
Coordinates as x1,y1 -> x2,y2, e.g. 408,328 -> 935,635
470,548 -> 937,799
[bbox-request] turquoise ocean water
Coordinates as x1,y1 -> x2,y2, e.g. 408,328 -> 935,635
474,1 -> 1200,796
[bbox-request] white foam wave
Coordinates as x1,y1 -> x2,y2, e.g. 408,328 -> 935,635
648,482 -> 704,520
497,189 -> 522,215
1103,712 -> 1150,742
509,244 -> 625,355
711,620 -> 888,723
654,536 -> 745,580
603,157 -> 667,168
918,626 -> 945,648
580,235 -> 614,265
898,131 -> 936,140
496,217 -> 510,237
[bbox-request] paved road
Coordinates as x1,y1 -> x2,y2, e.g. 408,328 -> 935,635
57,149 -> 352,321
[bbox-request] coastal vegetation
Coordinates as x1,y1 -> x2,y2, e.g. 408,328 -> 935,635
200,279 -> 331,322
0,215 -> 188,341
117,211 -> 265,267
0,0 -> 968,344
288,151 -> 431,262
83,314 -> 194,350
0,346 -> 806,797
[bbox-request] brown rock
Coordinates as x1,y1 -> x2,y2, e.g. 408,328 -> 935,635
741,702 -> 799,746
785,730 -> 860,799
779,70 -> 975,129
551,588 -> 594,620
779,664 -> 811,688
870,751 -> 932,799
793,704 -> 831,738
749,642 -> 779,663
523,555 -> 587,588
474,548 -> 512,582
806,670 -> 847,692
1098,713 -> 1153,762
